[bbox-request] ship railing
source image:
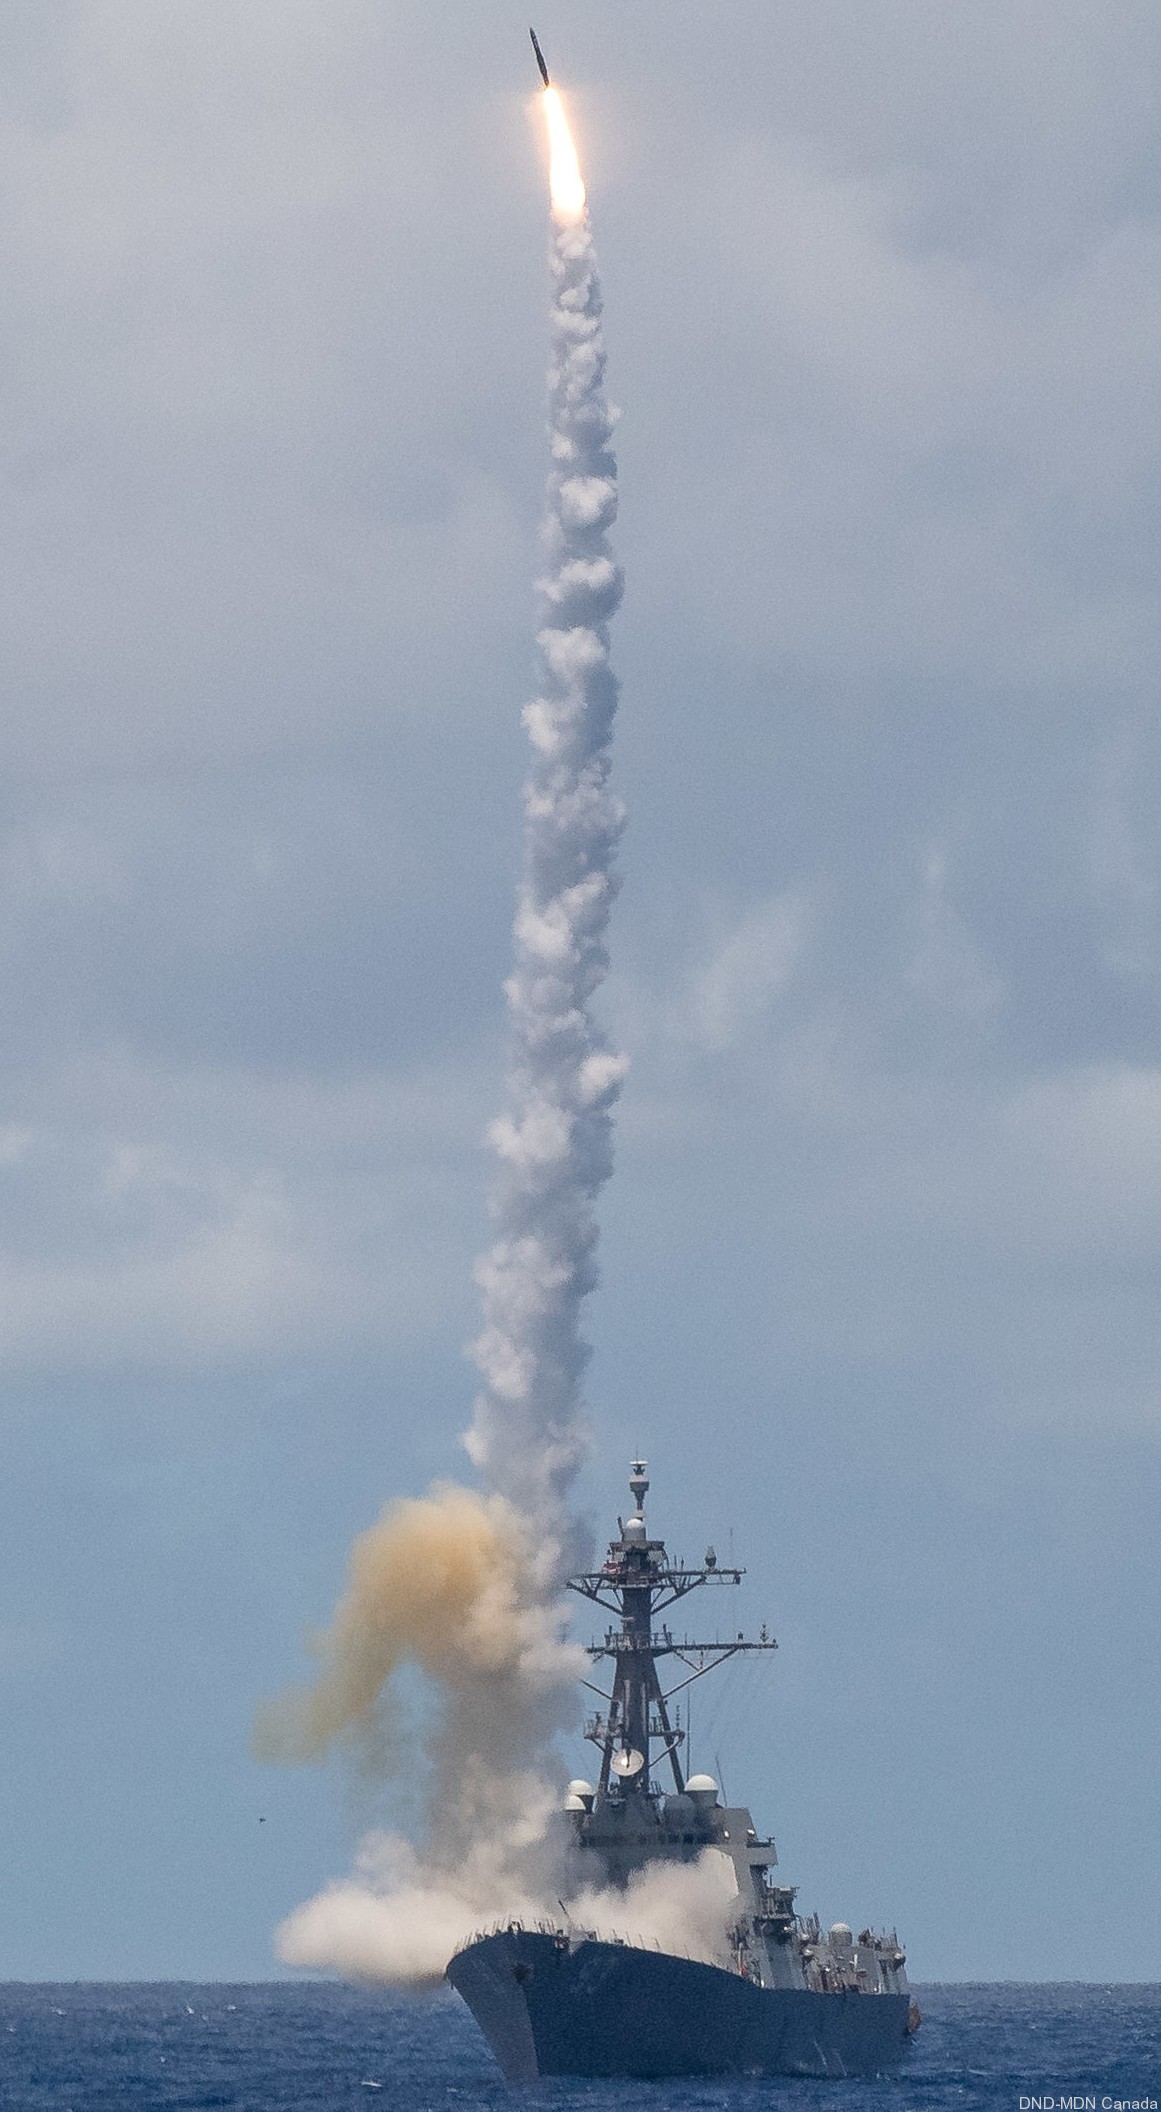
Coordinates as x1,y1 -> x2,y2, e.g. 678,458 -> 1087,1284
450,1918 -> 719,1967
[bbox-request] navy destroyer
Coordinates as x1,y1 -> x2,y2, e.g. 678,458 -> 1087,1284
448,1459 -> 919,2080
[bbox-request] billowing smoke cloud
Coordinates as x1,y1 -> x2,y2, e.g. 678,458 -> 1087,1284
253,1485 -> 574,1766
275,1831 -> 550,1992
277,1840 -> 738,1992
569,1847 -> 740,1971
263,156 -> 626,1986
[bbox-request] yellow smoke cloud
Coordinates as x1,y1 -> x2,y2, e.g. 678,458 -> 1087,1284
254,1484 -> 543,1763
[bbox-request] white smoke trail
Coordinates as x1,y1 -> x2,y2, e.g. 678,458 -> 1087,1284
262,110 -> 626,1989
466,195 -> 625,1548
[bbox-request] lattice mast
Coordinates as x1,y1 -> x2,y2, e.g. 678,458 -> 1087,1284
568,1460 -> 777,1799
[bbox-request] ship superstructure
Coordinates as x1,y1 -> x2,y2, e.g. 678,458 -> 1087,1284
447,1461 -> 918,2079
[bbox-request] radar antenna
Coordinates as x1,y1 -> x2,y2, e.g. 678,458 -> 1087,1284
568,1459 -> 777,1798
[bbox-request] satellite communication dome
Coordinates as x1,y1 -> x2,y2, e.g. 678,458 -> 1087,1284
622,1515 -> 646,1546
563,1793 -> 587,1812
567,1779 -> 596,1807
686,1773 -> 719,1803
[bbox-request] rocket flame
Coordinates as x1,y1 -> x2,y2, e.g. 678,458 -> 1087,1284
542,86 -> 586,222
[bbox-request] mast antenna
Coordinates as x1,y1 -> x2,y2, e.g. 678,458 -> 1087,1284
568,1459 -> 776,1802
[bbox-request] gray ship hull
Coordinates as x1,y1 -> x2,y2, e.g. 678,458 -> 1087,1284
448,1928 -> 914,2081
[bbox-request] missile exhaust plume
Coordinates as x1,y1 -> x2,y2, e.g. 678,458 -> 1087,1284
466,79 -> 622,1543
261,60 -> 626,1987
542,87 -> 586,223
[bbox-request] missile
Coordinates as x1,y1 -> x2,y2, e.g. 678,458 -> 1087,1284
529,26 -> 551,89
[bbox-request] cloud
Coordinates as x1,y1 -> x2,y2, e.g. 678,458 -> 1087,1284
0,1 -> 540,781
681,891 -> 815,1054
0,1050 -> 488,1379
904,847 -> 1005,1027
1087,718 -> 1160,981
608,77 -> 1161,738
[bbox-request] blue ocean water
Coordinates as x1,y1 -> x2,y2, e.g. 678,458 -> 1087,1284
0,1982 -> 1156,2112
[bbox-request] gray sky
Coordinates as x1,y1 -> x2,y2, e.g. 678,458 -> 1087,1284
1,0 -> 1159,1979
